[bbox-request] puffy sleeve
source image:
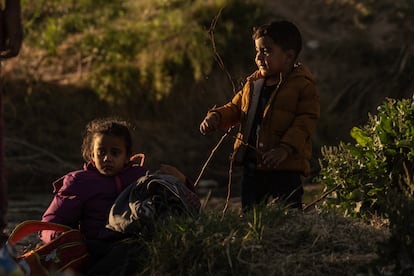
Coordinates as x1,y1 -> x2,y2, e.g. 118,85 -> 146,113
212,91 -> 243,130
39,173 -> 83,243
211,73 -> 258,131
280,81 -> 320,152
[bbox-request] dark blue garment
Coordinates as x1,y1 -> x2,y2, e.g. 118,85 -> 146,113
248,84 -> 277,146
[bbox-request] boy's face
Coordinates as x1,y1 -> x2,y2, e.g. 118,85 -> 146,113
254,36 -> 294,78
91,134 -> 129,176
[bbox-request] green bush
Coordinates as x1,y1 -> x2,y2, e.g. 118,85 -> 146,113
318,96 -> 414,217
21,0 -> 267,104
318,96 -> 414,274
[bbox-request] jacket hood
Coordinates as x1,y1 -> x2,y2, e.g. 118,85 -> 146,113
289,63 -> 316,83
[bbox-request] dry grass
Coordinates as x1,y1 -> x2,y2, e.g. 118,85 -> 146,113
6,194 -> 390,276
243,210 -> 389,275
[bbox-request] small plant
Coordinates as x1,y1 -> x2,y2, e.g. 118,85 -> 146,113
243,207 -> 264,241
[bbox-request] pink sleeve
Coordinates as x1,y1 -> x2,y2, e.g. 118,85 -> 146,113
39,174 -> 82,243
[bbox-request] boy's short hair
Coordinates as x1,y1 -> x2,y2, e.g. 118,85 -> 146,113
252,20 -> 302,60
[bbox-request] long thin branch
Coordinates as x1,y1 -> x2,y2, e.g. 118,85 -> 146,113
198,7 -> 238,213
232,135 -> 263,155
208,7 -> 236,94
195,130 -> 230,187
303,183 -> 341,211
221,156 -> 234,219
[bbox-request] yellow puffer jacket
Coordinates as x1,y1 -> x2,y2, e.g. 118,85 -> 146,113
210,63 -> 320,176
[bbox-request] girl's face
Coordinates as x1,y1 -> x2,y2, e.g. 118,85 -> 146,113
91,134 -> 129,176
254,36 -> 293,79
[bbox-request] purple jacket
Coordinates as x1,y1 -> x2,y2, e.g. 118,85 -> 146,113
40,162 -> 148,243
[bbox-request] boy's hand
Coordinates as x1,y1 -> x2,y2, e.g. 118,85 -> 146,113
262,147 -> 289,168
200,113 -> 219,135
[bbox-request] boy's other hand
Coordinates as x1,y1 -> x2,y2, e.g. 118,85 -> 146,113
200,113 -> 219,135
262,147 -> 289,168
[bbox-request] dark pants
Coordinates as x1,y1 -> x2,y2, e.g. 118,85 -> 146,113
241,162 -> 303,211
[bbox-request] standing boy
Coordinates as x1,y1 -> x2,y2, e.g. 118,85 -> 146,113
200,20 -> 320,211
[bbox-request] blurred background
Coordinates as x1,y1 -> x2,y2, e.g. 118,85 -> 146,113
2,0 -> 414,196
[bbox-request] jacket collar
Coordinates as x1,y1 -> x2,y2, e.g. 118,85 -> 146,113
84,161 -> 134,173
246,63 -> 315,84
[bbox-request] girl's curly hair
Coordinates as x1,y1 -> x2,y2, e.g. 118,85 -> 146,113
81,117 -> 133,162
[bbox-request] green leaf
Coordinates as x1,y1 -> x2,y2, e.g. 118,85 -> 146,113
350,127 -> 372,147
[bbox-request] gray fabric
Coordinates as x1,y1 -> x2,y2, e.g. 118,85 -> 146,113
106,173 -> 200,235
233,78 -> 264,165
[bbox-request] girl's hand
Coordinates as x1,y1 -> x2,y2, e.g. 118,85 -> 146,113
158,164 -> 186,184
262,147 -> 289,168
